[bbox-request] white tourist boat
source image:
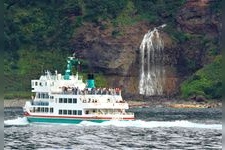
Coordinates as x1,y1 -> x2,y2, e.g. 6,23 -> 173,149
23,55 -> 134,123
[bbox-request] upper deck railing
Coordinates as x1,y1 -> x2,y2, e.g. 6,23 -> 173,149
52,87 -> 122,96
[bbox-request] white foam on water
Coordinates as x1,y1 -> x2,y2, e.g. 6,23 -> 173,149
80,120 -> 222,130
4,117 -> 29,126
4,118 -> 221,130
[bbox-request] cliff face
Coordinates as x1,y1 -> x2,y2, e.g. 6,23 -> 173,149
72,22 -> 150,97
4,0 -> 221,99
176,0 -> 221,36
72,0 -> 221,99
176,0 -> 221,66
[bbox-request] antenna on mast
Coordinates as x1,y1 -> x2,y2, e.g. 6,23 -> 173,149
64,52 -> 82,80
72,52 -> 76,58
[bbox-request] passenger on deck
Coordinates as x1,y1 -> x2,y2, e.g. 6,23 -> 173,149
72,87 -> 75,94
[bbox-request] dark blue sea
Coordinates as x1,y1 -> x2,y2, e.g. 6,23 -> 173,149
4,107 -> 222,149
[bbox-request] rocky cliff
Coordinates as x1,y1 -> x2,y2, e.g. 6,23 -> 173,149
71,0 -> 221,99
4,0 -> 221,100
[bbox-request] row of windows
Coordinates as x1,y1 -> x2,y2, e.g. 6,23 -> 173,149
31,101 -> 49,106
59,98 -> 77,103
32,81 -> 54,86
36,93 -> 54,99
37,93 -> 49,99
31,107 -> 53,113
58,110 -> 82,115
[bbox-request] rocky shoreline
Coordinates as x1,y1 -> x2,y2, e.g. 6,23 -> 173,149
4,99 -> 28,108
4,99 -> 222,109
128,99 -> 222,108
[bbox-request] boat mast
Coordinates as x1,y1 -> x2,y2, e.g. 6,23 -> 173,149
64,53 -> 80,80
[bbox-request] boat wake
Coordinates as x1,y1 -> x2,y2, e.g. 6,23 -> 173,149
4,117 -> 29,127
4,117 -> 221,130
80,120 -> 221,130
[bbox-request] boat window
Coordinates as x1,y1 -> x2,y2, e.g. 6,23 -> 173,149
68,110 -> 72,115
40,82 -> 42,86
37,107 -> 40,112
50,108 -> 53,113
63,110 -> 67,115
78,110 -> 82,115
68,98 -> 72,103
43,93 -> 49,99
59,110 -> 62,114
35,82 -> 38,86
43,93 -> 46,99
45,108 -> 49,112
59,98 -> 63,103
73,110 -> 77,115
63,98 -> 67,103
41,107 -> 44,112
37,93 -> 40,98
73,98 -> 77,103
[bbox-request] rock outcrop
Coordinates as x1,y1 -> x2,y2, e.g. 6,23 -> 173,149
175,0 -> 221,70
72,22 -> 150,97
71,0 -> 221,99
176,0 -> 221,36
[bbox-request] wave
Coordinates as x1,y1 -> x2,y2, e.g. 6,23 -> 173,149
80,120 -> 222,130
4,117 -> 221,130
4,117 -> 29,126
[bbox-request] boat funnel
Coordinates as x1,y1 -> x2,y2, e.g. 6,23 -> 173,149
87,74 -> 95,88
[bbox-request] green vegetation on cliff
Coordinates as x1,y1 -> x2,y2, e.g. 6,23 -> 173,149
4,0 -> 221,100
4,0 -> 185,97
181,55 -> 222,99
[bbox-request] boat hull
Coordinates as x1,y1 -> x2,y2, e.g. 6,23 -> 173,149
26,117 -> 105,124
24,112 -> 134,124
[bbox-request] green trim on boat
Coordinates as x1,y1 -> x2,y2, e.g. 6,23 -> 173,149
27,117 -> 106,124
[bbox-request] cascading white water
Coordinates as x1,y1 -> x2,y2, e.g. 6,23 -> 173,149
139,24 -> 166,96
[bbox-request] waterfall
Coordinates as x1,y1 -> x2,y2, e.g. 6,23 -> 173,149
139,24 -> 166,96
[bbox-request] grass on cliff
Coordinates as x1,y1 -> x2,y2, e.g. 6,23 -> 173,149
4,50 -> 107,99
181,55 -> 222,99
4,74 -> 108,100
4,91 -> 32,100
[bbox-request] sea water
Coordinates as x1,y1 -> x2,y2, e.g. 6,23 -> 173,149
4,107 -> 222,149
